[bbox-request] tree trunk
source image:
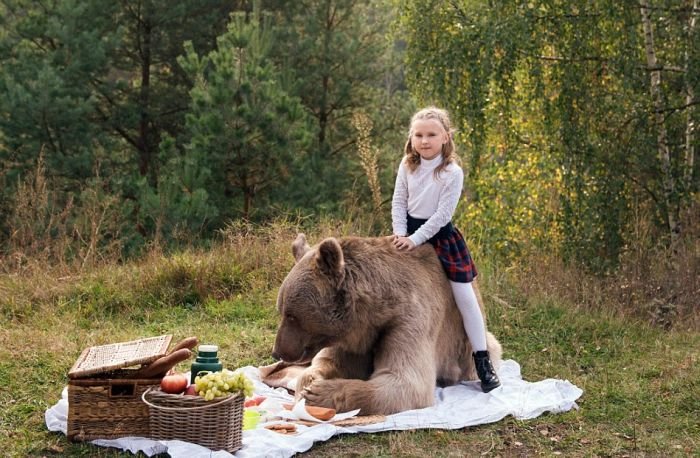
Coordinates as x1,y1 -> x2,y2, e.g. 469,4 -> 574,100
684,0 -> 698,189
639,0 -> 681,243
318,74 -> 329,148
243,189 -> 252,220
138,17 -> 152,179
317,0 -> 334,152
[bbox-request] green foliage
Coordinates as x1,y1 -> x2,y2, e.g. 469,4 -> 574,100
1,1 -> 409,254
0,0 -> 238,255
157,10 -> 312,227
4,0 -> 695,270
0,0 -> 117,191
270,0 -> 410,212
397,0 -> 699,268
138,134 -> 219,241
88,0 -> 238,184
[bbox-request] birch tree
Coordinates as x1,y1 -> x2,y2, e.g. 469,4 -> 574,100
639,0 -> 698,246
397,0 -> 699,265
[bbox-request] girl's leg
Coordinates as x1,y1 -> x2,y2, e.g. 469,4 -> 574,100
450,280 -> 501,392
449,281 -> 487,351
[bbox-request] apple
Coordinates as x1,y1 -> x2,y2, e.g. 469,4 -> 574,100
160,372 -> 188,394
244,395 -> 267,408
184,384 -> 198,396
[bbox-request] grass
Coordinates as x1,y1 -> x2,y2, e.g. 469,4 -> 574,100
1,226 -> 698,457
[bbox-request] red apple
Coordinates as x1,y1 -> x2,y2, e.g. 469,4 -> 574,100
185,384 -> 198,396
244,395 -> 267,408
160,372 -> 188,394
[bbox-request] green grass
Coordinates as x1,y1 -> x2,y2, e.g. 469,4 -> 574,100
1,231 -> 698,457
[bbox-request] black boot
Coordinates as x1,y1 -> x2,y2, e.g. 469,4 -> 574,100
473,350 -> 501,393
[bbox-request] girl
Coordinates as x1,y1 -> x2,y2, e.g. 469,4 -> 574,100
391,106 -> 500,392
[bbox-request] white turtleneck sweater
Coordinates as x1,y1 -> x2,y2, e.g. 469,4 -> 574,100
391,154 -> 464,246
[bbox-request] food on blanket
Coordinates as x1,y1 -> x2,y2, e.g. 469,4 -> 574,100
272,233 -> 502,415
160,371 -> 188,394
193,369 -> 254,401
259,360 -> 308,390
169,336 -> 199,353
242,409 -> 261,430
132,348 -> 193,378
184,384 -> 197,396
282,402 -> 336,421
265,423 -> 297,434
244,395 -> 267,408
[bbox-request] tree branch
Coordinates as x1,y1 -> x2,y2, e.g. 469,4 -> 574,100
516,49 -> 606,63
643,64 -> 685,73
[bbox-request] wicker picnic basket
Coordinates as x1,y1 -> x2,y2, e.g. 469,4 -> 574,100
143,388 -> 244,453
66,335 -> 172,441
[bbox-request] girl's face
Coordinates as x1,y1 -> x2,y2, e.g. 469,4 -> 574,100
410,119 -> 448,160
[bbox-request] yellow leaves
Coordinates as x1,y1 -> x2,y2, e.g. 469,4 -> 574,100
457,143 -> 562,261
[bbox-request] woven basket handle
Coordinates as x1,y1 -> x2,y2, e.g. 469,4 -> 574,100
141,387 -> 241,411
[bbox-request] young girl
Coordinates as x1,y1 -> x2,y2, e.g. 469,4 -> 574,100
391,106 -> 500,392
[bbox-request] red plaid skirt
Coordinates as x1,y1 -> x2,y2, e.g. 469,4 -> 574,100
407,215 -> 478,283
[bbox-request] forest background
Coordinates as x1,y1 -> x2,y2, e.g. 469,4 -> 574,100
1,0 -> 699,456
2,0 -> 697,325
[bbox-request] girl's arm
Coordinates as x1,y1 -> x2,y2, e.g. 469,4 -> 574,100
391,161 -> 409,236
408,166 -> 464,246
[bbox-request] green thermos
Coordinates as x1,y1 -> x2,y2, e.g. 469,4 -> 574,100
190,344 -> 223,384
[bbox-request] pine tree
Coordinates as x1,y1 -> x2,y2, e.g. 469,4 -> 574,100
149,8 -> 310,234
0,0 -> 118,184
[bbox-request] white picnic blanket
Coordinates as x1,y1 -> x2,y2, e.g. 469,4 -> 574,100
45,359 -> 583,457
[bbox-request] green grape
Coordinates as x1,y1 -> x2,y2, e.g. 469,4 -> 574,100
193,369 -> 254,400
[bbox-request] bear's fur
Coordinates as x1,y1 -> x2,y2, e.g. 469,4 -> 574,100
272,233 -> 502,415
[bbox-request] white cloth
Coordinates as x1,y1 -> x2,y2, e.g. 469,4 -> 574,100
45,360 -> 582,458
391,155 -> 464,246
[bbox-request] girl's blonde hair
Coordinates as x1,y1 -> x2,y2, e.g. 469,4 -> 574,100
403,106 -> 460,175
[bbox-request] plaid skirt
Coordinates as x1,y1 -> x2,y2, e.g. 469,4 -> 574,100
407,214 -> 478,283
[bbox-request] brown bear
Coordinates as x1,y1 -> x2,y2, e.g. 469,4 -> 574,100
272,233 -> 502,416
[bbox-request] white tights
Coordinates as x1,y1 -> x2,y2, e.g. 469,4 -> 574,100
449,281 -> 487,352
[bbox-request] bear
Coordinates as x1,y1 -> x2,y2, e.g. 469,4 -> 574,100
271,233 -> 502,416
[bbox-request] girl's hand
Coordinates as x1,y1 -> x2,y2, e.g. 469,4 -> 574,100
392,235 -> 416,251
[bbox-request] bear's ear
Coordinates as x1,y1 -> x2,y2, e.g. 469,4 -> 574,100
314,237 -> 345,285
292,233 -> 310,263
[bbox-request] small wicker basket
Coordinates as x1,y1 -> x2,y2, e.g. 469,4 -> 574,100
142,388 -> 244,453
67,374 -> 160,440
67,335 -> 172,441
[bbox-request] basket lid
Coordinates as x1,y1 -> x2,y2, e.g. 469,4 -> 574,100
68,334 -> 173,379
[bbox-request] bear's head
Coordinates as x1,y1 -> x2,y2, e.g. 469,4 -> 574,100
272,233 -> 351,364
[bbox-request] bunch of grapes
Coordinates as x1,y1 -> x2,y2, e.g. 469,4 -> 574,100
194,369 -> 254,401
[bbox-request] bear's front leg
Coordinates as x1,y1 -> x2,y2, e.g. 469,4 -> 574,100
301,372 -> 435,415
294,347 -> 374,402
293,348 -> 340,402
300,378 -> 372,412
294,367 -> 326,402
302,334 -> 438,415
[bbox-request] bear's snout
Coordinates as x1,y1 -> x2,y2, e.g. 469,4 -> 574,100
273,323 -> 332,364
272,344 -> 310,364
272,325 -> 309,363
